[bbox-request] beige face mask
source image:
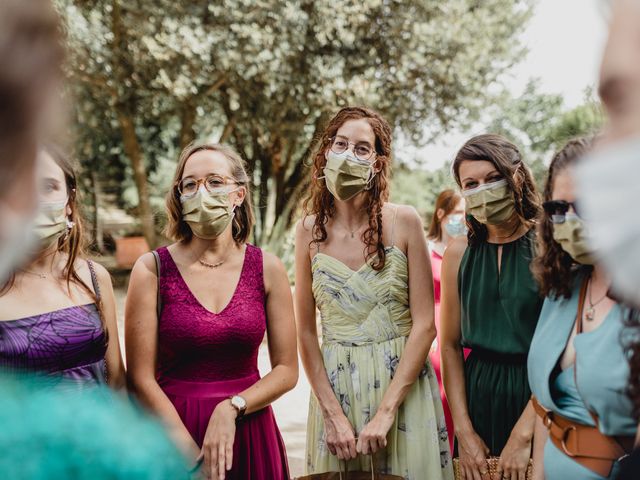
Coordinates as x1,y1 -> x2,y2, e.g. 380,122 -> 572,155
181,188 -> 236,240
33,201 -> 70,248
552,213 -> 595,265
462,179 -> 516,225
321,151 -> 375,201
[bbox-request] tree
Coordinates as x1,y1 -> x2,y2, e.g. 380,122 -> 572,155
487,79 -> 605,187
58,0 -> 534,252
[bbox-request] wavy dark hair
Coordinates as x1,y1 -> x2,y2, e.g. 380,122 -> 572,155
303,106 -> 392,270
624,309 -> 640,420
531,137 -> 593,299
452,134 -> 541,247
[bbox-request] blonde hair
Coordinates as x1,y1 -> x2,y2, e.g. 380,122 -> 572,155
164,142 -> 254,244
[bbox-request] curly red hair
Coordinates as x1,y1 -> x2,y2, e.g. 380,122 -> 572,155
303,106 -> 392,270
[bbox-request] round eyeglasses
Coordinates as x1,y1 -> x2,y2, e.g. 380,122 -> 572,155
177,174 -> 238,197
330,136 -> 375,161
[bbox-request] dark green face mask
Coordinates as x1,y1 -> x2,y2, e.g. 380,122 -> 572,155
463,179 -> 516,225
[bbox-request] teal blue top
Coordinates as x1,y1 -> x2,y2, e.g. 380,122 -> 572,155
527,274 -> 638,435
550,366 -> 592,426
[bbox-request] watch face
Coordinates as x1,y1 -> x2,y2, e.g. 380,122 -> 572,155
231,395 -> 246,410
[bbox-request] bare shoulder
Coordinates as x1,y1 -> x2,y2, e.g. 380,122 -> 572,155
295,215 -> 316,247
262,249 -> 287,277
442,236 -> 467,265
389,203 -> 422,227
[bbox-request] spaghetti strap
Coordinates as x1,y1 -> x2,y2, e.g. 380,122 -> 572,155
390,205 -> 399,247
87,260 -> 101,301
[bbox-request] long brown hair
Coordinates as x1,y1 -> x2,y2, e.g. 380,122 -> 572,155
1,146 -> 102,323
452,134 -> 541,247
303,106 -> 392,270
164,142 -> 254,244
531,137 -> 593,299
427,189 -> 463,241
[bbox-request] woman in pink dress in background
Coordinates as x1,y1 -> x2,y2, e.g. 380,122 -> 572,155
125,143 -> 298,480
427,189 -> 466,452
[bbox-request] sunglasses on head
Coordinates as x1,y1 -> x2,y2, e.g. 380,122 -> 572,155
542,200 -> 581,224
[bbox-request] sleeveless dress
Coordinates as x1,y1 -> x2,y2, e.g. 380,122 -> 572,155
457,231 -> 542,454
306,218 -> 453,480
0,261 -> 107,387
528,270 -> 636,479
155,244 -> 289,480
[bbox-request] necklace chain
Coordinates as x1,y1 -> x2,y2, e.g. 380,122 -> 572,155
20,269 -> 52,279
334,216 -> 367,239
585,274 -> 608,321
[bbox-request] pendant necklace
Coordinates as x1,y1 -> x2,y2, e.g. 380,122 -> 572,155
585,275 -> 608,321
334,217 -> 367,239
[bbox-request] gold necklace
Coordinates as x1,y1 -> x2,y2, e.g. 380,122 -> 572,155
585,275 -> 608,321
198,256 -> 227,269
20,269 -> 51,279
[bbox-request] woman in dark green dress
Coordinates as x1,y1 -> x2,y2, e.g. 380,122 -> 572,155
440,134 -> 543,480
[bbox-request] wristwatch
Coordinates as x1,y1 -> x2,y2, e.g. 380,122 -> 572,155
229,395 -> 247,419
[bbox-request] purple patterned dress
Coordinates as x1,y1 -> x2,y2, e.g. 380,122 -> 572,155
0,303 -> 107,386
155,244 -> 289,480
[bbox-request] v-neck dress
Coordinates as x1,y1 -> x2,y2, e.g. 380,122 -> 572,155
305,246 -> 453,480
457,230 -> 543,454
155,244 -> 289,480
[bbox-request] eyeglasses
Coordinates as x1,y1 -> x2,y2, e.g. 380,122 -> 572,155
177,174 -> 238,197
542,200 -> 581,224
330,136 -> 375,161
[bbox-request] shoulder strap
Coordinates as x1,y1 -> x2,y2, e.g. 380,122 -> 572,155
390,205 -> 399,247
152,250 -> 162,319
87,259 -> 101,302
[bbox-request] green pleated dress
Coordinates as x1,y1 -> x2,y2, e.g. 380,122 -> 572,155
457,230 -> 543,455
305,243 -> 453,480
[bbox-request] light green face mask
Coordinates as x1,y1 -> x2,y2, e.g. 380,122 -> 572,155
33,201 -> 69,247
322,151 -> 375,201
462,179 -> 516,225
552,213 -> 595,265
181,188 -> 235,240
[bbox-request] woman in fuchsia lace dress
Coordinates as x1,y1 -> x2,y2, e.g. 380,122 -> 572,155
126,143 -> 298,480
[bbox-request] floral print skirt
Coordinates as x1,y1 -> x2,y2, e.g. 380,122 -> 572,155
305,336 -> 453,480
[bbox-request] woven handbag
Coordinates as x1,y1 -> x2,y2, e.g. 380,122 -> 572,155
296,455 -> 403,480
452,457 -> 532,480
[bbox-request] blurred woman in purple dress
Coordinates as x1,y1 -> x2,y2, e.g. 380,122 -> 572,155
0,147 -> 125,389
126,143 -> 298,480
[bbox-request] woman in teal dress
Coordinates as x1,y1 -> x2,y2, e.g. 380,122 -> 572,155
528,138 -> 636,479
295,106 -> 452,479
441,134 -> 543,480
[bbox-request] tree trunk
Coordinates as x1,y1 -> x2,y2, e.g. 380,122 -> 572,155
116,109 -> 157,249
179,103 -> 196,149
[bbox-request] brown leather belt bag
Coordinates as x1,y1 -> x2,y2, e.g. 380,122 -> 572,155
532,396 -> 632,477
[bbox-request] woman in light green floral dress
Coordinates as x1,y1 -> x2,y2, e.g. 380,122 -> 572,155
294,106 -> 453,480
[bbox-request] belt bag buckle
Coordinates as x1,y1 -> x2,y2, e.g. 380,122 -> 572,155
560,425 -> 578,457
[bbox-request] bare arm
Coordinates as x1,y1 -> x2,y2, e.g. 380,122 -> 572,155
124,252 -> 199,460
441,237 -> 489,480
532,415 -> 548,480
233,251 -> 298,413
294,218 -> 357,460
93,262 -> 126,390
357,206 -> 437,455
440,236 -> 471,433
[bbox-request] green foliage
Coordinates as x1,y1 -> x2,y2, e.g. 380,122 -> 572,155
487,79 -> 605,188
56,0 -> 534,252
390,162 -> 456,225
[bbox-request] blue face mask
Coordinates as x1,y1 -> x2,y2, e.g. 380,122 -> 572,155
443,214 -> 466,237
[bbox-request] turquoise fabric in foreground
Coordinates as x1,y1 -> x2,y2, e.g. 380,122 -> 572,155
0,373 -> 189,479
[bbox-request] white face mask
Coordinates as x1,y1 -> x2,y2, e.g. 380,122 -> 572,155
0,202 -> 37,283
575,136 -> 640,306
